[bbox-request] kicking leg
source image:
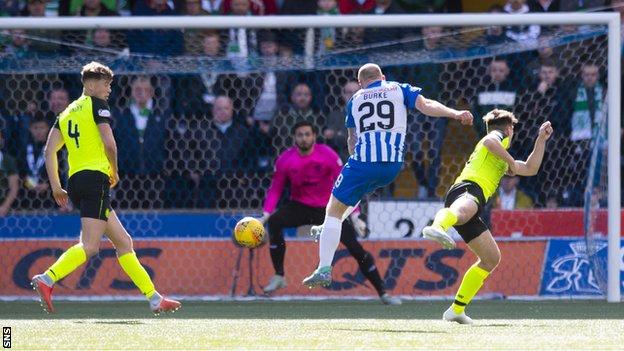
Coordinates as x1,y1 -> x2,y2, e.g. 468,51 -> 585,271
32,218 -> 106,313
105,210 -> 180,314
444,230 -> 501,324
302,195 -> 349,288
423,195 -> 478,249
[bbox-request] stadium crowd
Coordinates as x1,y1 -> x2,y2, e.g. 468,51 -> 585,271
0,0 -> 619,213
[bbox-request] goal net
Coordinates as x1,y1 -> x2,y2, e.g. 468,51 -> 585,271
0,13 -> 620,301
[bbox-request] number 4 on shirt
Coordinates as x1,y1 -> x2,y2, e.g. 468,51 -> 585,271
68,120 -> 80,148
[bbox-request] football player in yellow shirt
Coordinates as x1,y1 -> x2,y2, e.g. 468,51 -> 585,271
423,109 -> 553,324
31,62 -> 180,315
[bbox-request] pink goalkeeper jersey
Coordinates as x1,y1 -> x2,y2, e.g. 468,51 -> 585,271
263,144 -> 343,213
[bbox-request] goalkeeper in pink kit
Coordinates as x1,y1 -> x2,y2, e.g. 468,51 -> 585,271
259,120 -> 401,305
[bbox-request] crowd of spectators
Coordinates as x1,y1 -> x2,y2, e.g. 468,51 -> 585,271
0,0 -> 618,214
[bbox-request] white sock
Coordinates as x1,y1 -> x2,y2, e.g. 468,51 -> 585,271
149,291 -> 162,308
318,216 -> 342,268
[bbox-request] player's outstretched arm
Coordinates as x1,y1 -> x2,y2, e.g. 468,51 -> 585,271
259,155 -> 288,224
514,121 -> 553,177
415,95 -> 473,125
44,127 -> 68,208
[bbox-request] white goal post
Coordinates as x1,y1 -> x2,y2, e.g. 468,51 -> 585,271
0,13 -> 620,302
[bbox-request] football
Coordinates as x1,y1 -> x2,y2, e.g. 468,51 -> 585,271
233,217 -> 266,248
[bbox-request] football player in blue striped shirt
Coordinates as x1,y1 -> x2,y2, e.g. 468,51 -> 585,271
303,63 -> 474,288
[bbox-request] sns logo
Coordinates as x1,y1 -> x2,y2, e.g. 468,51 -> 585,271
3,327 -> 10,349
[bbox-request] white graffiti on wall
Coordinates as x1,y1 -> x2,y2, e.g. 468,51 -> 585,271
545,241 -> 607,294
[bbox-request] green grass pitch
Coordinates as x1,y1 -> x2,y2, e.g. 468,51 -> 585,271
1,300 -> 623,350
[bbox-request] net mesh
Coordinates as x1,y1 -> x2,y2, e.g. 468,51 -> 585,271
0,21 -> 612,299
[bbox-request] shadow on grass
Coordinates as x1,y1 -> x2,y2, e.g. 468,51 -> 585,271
72,320 -> 145,325
2,301 -> 623,320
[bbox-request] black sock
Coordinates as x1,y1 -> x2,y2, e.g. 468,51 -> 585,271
269,242 -> 286,276
357,252 -> 385,296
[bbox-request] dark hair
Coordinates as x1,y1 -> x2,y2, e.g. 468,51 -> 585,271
30,113 -> 49,126
490,56 -> 508,65
292,120 -> 317,135
540,58 -> 559,69
257,29 -> 277,44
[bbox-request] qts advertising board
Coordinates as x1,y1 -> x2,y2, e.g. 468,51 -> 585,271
0,240 -> 545,297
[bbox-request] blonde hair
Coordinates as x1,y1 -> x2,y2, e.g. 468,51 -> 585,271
483,109 -> 518,132
81,61 -> 114,82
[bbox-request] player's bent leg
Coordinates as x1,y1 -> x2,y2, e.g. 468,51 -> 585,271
423,197 -> 478,249
450,197 -> 479,226
32,218 -> 106,313
105,211 -> 181,314
303,196 -> 349,289
445,230 -> 500,324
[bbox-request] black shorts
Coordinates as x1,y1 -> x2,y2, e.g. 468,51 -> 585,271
67,170 -> 111,221
444,181 -> 488,243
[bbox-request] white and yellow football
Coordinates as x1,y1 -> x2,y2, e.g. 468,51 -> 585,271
233,217 -> 265,248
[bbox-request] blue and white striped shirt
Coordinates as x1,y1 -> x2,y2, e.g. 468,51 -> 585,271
346,80 -> 421,163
